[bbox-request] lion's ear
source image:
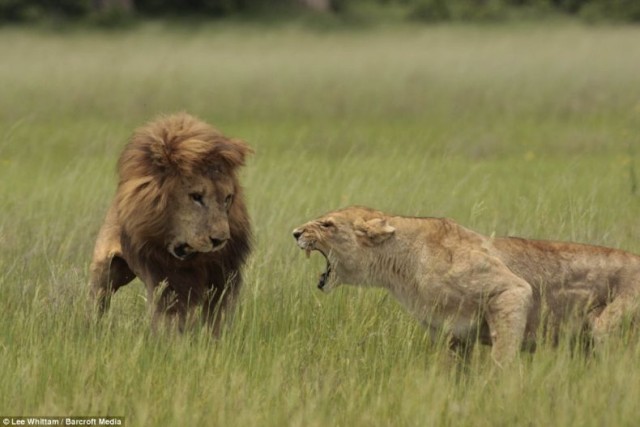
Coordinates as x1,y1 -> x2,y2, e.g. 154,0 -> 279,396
214,138 -> 254,169
354,218 -> 395,246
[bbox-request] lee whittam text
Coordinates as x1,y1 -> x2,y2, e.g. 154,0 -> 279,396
2,418 -> 123,426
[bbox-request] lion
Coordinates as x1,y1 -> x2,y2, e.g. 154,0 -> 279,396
293,206 -> 640,366
90,113 -> 252,334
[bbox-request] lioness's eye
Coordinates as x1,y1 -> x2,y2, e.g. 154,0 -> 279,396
320,221 -> 334,228
190,192 -> 204,205
224,194 -> 234,209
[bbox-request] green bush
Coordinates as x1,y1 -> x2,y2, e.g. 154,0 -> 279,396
0,0 -> 92,21
406,0 -> 640,23
0,0 -> 295,22
580,0 -> 640,22
2,0 -> 640,23
409,0 -> 541,22
408,0 -> 450,22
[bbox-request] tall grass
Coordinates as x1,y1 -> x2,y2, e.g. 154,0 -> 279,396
1,22 -> 640,426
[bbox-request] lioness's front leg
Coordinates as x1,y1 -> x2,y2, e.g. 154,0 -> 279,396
448,336 -> 475,365
485,277 -> 533,367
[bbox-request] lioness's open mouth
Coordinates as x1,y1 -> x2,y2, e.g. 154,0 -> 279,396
302,247 -> 332,290
316,250 -> 332,290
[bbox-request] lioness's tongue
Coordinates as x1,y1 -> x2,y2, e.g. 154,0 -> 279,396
305,248 -> 311,259
318,270 -> 328,290
317,258 -> 331,290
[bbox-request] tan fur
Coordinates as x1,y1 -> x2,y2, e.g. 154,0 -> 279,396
293,206 -> 640,366
90,113 -> 252,334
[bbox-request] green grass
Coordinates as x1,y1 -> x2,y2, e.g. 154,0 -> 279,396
1,22 -> 640,426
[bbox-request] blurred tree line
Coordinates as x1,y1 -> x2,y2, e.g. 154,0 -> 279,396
0,0 -> 639,23
407,0 -> 640,22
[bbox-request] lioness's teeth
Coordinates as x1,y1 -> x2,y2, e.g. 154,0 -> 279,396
305,248 -> 311,258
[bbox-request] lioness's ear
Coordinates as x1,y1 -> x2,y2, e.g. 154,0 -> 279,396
354,218 -> 395,246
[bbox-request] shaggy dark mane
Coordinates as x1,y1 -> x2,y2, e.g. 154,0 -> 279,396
116,112 -> 252,253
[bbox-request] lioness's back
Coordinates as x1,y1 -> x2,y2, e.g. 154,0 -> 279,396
493,236 -> 640,297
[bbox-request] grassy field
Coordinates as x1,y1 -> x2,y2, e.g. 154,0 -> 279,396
1,22 -> 640,426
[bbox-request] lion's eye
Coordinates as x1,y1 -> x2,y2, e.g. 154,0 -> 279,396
224,194 -> 234,209
190,192 -> 204,205
320,221 -> 334,229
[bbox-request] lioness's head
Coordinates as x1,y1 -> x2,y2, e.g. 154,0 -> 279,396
292,206 -> 396,291
116,113 -> 252,260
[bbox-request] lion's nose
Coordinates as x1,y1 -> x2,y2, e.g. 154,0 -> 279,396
292,229 -> 303,240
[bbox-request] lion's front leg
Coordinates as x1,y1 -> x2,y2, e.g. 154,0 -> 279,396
485,280 -> 533,368
203,270 -> 242,337
90,254 -> 136,314
90,203 -> 136,315
149,281 -> 188,334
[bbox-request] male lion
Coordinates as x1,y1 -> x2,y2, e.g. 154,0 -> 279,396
293,206 -> 640,366
90,113 -> 252,334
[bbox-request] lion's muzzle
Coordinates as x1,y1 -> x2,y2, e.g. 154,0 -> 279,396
210,237 -> 228,251
169,243 -> 197,261
169,235 -> 228,261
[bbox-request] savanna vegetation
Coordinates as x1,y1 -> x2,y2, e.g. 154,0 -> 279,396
2,0 -> 640,23
1,22 -> 640,426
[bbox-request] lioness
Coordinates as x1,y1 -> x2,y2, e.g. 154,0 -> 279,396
293,206 -> 640,366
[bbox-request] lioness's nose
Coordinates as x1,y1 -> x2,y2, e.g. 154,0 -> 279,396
292,229 -> 303,240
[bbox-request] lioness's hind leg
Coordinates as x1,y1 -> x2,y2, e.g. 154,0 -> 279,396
591,290 -> 640,346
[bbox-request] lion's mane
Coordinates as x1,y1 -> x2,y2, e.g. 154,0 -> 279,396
115,113 -> 252,263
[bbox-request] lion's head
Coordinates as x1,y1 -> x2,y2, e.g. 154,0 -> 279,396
292,206 -> 396,291
115,113 -> 252,261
